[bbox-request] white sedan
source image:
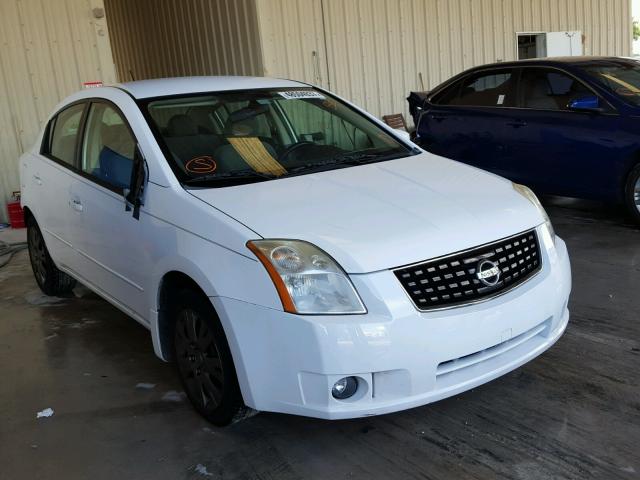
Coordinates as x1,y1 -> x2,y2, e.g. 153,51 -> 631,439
20,77 -> 571,425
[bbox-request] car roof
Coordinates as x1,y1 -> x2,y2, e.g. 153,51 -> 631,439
467,56 -> 638,71
114,76 -> 309,99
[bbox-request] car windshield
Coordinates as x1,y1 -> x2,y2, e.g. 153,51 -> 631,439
142,88 -> 417,187
582,62 -> 640,105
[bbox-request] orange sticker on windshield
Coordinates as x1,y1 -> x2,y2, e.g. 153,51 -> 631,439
186,156 -> 217,174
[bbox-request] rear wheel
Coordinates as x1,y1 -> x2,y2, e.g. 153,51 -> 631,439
172,290 -> 250,426
624,164 -> 640,224
26,216 -> 76,296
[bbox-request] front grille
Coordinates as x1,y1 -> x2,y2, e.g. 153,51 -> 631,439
393,229 -> 541,311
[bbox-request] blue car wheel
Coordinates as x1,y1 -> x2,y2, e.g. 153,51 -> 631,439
625,164 -> 640,224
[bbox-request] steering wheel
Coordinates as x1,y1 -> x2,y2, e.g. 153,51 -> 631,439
279,141 -> 313,162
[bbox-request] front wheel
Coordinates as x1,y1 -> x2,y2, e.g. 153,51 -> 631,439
624,164 -> 640,224
172,290 -> 250,426
26,216 -> 76,296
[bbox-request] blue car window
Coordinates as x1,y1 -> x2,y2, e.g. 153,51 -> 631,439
547,73 -> 574,95
583,62 -> 640,106
446,70 -> 515,107
520,68 -> 592,111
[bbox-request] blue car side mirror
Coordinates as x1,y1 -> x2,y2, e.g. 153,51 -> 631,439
568,95 -> 602,112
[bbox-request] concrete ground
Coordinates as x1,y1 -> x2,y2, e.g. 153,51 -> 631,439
0,198 -> 638,480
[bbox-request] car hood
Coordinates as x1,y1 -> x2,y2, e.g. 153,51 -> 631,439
189,153 -> 543,273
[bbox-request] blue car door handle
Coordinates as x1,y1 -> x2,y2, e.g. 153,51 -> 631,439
429,114 -> 447,121
507,120 -> 527,128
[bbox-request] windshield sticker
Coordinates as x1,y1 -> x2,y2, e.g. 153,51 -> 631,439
186,156 -> 217,174
278,90 -> 325,100
497,94 -> 505,105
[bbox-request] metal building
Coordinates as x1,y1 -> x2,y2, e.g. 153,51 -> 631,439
0,0 -> 633,222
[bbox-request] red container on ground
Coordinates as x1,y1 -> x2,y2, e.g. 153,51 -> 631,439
7,191 -> 25,228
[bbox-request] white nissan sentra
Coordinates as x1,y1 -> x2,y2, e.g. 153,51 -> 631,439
20,77 -> 571,425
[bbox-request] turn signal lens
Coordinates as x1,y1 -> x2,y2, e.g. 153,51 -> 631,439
513,183 -> 556,245
247,240 -> 366,315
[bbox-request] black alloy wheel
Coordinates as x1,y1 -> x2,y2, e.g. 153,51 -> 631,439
173,290 -> 250,425
26,216 -> 76,296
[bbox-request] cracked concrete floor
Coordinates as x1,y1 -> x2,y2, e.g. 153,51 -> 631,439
0,197 -> 638,480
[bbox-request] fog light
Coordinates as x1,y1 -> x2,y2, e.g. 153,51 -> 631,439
332,376 -> 358,400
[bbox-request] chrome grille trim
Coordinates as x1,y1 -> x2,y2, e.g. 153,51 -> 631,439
393,229 -> 542,311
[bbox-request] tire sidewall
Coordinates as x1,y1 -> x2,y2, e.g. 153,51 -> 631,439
26,216 -> 53,293
172,290 -> 244,425
624,164 -> 640,224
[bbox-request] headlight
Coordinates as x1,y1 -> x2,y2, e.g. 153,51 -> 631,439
247,239 -> 366,314
512,183 -> 555,243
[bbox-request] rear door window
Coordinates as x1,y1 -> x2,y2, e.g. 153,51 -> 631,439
48,103 -> 85,166
445,70 -> 516,107
519,68 -> 594,111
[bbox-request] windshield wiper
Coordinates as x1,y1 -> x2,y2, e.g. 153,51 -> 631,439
286,150 -> 407,175
332,151 -> 397,163
183,168 -> 276,185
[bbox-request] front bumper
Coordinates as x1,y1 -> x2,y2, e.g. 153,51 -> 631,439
213,227 -> 571,419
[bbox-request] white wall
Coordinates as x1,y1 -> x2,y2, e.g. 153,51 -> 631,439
0,0 -> 116,223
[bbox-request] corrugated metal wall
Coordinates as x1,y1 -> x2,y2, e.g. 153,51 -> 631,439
255,0 -> 330,88
0,0 -> 116,223
104,0 -> 264,81
256,0 -> 632,121
0,0 -> 632,224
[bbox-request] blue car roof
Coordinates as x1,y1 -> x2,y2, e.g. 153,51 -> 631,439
468,56 -> 637,70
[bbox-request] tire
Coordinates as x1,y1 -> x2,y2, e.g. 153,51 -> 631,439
26,216 -> 76,296
172,289 -> 250,426
624,163 -> 640,224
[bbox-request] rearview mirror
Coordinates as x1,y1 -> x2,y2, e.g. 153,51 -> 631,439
568,95 -> 602,113
124,145 -> 147,220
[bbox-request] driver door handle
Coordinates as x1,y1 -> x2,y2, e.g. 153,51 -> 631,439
71,198 -> 83,212
33,175 -> 42,185
507,120 -> 527,128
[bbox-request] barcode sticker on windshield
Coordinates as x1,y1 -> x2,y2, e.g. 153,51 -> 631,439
278,90 -> 325,100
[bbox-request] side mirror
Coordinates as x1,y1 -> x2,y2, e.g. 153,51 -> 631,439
568,95 -> 602,113
124,145 -> 147,220
394,129 -> 412,142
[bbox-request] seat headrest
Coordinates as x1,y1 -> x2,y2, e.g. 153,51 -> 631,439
167,114 -> 198,136
102,124 -> 134,158
228,103 -> 269,124
226,120 -> 256,137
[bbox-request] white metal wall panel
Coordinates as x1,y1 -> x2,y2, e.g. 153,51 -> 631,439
255,0 -> 329,87
257,0 -> 632,122
0,0 -> 116,223
104,0 -> 264,81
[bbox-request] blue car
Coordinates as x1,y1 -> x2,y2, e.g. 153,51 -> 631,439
409,57 -> 640,223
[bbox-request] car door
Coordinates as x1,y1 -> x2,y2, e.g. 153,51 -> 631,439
501,66 -> 622,197
36,102 -> 87,273
69,101 -> 149,318
416,68 -> 517,173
